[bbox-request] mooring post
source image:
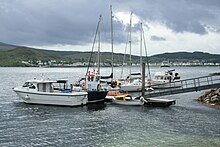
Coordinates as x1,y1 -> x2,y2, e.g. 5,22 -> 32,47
142,63 -> 145,97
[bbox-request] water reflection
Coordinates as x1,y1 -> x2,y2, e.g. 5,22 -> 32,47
86,102 -> 107,111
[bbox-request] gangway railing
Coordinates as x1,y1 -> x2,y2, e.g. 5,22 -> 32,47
144,75 -> 220,98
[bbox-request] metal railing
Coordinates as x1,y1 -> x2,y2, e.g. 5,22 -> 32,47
144,75 -> 220,98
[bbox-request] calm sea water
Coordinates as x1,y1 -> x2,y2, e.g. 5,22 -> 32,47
0,66 -> 220,147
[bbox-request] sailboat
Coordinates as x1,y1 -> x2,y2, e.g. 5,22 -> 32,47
83,15 -> 108,103
98,5 -> 121,93
119,17 -> 151,92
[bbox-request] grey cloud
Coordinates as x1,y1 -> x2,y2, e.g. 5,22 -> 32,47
127,0 -> 220,34
204,24 -> 220,33
151,35 -> 166,41
0,0 -> 219,47
0,0 -> 112,46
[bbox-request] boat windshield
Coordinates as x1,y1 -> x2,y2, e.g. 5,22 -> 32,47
155,76 -> 164,80
22,82 -> 36,89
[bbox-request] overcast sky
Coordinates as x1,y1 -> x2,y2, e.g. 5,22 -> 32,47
0,0 -> 220,55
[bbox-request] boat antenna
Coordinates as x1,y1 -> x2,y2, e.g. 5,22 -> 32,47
110,5 -> 114,80
86,15 -> 102,75
141,23 -> 151,80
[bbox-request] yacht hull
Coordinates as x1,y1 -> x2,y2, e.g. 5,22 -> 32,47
87,91 -> 108,103
13,87 -> 88,106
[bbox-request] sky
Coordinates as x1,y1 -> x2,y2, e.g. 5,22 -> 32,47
0,0 -> 220,56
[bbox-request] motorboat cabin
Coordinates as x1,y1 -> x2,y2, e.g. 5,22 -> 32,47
86,72 -> 101,91
84,71 -> 108,103
154,70 -> 180,83
22,79 -> 56,93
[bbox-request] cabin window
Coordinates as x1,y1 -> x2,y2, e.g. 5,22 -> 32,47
91,76 -> 94,82
88,84 -> 91,91
43,83 -> 46,92
87,76 -> 91,81
50,84 -> 53,92
29,85 -> 36,89
23,82 -> 30,87
37,84 -> 40,91
96,76 -> 100,82
23,82 -> 35,89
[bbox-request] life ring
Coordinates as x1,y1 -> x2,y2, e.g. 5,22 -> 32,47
82,85 -> 86,90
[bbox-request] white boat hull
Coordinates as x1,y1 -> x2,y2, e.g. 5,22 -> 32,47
13,87 -> 88,106
113,99 -> 144,106
120,84 -> 142,92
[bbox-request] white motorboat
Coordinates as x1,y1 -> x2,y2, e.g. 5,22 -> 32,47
13,79 -> 88,106
160,60 -> 170,67
112,94 -> 144,106
148,70 -> 181,89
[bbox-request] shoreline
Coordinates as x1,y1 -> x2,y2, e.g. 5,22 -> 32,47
0,65 -> 220,68
195,88 -> 220,109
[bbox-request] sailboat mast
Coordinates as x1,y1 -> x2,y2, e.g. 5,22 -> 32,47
97,15 -> 101,74
140,23 -> 143,73
110,5 -> 114,80
86,15 -> 102,75
142,24 -> 152,80
129,12 -> 132,76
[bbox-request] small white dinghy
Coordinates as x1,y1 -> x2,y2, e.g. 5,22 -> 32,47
112,94 -> 144,106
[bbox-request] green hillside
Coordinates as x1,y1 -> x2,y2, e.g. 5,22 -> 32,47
0,46 -> 143,67
0,47 -> 64,66
151,51 -> 220,63
0,42 -> 220,66
0,42 -> 18,51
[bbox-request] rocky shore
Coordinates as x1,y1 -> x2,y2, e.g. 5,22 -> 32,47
196,88 -> 220,108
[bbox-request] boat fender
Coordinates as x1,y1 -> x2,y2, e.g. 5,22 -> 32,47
97,84 -> 101,91
140,97 -> 148,103
25,94 -> 30,100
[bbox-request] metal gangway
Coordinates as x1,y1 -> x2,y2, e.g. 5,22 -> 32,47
144,75 -> 220,98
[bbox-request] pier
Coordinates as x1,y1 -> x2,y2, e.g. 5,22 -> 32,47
140,63 -> 220,106
144,75 -> 220,98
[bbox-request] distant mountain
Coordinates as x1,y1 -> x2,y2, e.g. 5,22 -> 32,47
0,46 -> 140,67
0,47 -> 64,66
0,42 -> 220,66
150,51 -> 220,63
0,42 -> 19,51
